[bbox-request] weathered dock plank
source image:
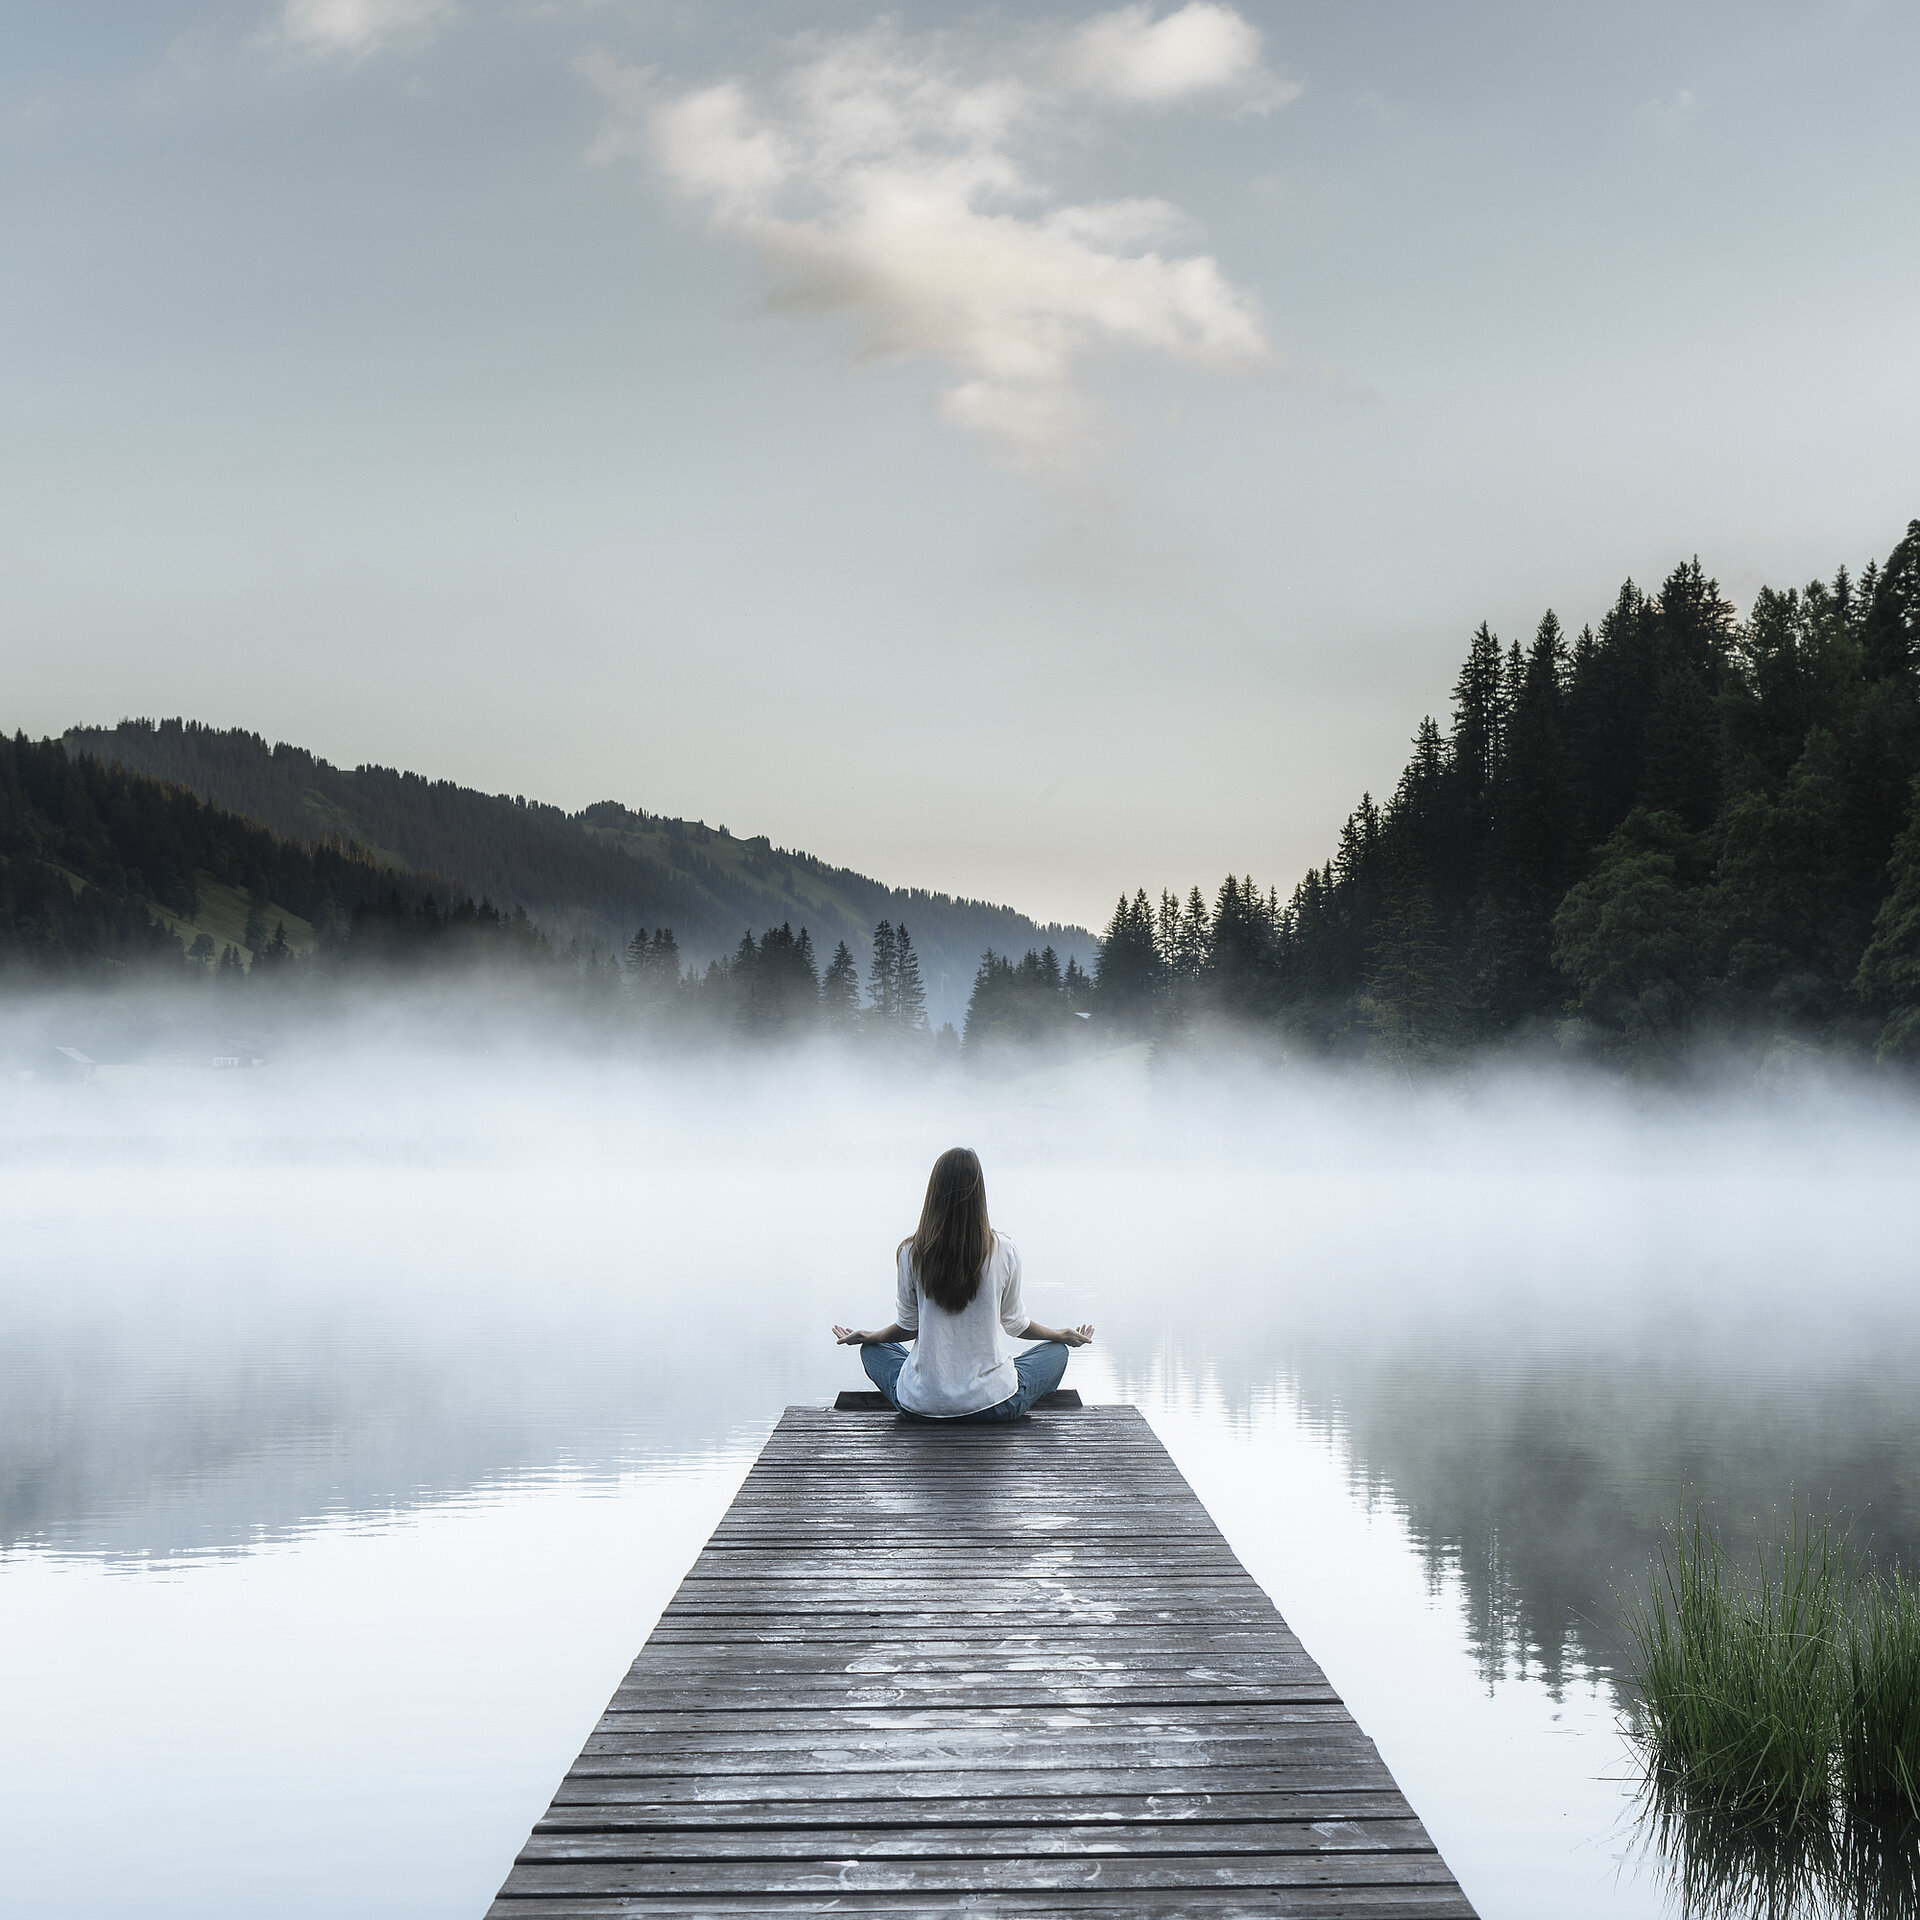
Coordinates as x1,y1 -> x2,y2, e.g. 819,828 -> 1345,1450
488,1405 -> 1474,1917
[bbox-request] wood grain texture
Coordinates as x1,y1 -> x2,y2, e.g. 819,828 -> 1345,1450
487,1405 -> 1475,1918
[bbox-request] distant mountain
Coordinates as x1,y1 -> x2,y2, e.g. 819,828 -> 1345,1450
65,720 -> 1094,1028
1,728 -> 445,983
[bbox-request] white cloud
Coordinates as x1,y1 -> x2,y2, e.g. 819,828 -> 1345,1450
590,10 -> 1282,482
1061,2 -> 1292,108
270,0 -> 452,60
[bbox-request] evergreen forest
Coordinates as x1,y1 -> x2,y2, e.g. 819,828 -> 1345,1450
1093,520 -> 1920,1065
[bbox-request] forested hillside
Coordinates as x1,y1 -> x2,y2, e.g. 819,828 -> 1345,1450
0,731 -> 458,977
1085,519 -> 1920,1063
64,721 -> 1091,1026
0,734 -> 993,1052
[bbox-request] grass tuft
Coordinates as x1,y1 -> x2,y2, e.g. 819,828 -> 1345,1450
1627,1509 -> 1920,1914
1842,1565 -> 1920,1814
1626,1507 -> 1846,1826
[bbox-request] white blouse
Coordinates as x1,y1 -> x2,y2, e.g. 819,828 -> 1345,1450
892,1234 -> 1030,1416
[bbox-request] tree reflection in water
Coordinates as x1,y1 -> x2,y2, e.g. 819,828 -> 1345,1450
1631,1764 -> 1920,1919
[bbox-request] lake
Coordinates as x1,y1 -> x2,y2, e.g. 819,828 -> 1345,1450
4,1040 -> 1916,1917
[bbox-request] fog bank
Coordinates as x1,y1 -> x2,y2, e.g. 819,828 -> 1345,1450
7,1014 -> 1916,1644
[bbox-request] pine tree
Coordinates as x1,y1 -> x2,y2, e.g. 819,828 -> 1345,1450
1500,638 -> 1526,770
1449,623 -> 1506,825
964,949 -> 1014,1051
1209,875 -> 1276,1020
1563,581 -> 1662,840
894,923 -> 928,1032
1155,891 -> 1180,975
738,922 -> 820,1036
722,929 -> 757,1032
868,920 -> 898,1023
1467,610 -> 1579,1023
821,940 -> 860,1028
1093,890 -> 1160,1031
1655,556 -> 1737,682
1175,885 -> 1211,983
648,928 -> 680,988
1331,794 -> 1385,989
1861,520 -> 1919,684
1063,954 -> 1092,1010
1381,715 -> 1450,913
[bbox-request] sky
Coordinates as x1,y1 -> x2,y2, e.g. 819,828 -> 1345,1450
3,2 -> 1917,930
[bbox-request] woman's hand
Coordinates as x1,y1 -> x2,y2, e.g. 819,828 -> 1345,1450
1023,1321 -> 1095,1347
834,1322 -> 909,1346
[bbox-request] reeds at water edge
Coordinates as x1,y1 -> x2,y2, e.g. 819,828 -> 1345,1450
1625,1513 -> 1920,1917
1626,1509 -> 1846,1824
1628,1510 -> 1920,1816
1841,1566 -> 1920,1814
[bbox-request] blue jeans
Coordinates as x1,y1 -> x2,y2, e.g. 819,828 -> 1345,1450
861,1341 -> 1069,1421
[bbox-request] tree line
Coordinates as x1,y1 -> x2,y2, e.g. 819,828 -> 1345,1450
176,883 -> 1109,1059
65,718 -> 1095,1020
615,915 -> 941,1044
12,517 -> 1920,1069
1090,521 -> 1920,1065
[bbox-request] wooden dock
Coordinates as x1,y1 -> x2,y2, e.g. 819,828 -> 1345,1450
488,1402 -> 1476,1917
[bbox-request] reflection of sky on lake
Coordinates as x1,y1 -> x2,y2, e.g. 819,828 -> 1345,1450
3,1043 -> 1916,1918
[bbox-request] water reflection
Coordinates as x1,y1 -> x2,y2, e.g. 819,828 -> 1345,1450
0,1309 -> 775,1562
1277,1332 -> 1920,1692
1631,1774 -> 1920,1920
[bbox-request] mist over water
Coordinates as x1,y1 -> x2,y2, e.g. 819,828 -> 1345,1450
4,1000 -> 1918,1919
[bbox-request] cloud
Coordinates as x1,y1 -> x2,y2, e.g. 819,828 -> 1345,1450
587,9 -> 1282,482
268,0 -> 452,60
1061,2 -> 1295,109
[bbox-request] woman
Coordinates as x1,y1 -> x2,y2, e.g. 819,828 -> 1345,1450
833,1147 -> 1093,1421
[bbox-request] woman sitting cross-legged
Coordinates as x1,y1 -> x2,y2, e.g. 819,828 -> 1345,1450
833,1146 -> 1093,1421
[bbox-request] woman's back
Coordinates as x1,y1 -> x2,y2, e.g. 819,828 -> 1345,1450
892,1233 -> 1026,1417
833,1145 -> 1092,1422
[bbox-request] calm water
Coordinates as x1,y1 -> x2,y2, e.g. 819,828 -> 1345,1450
3,1043 -> 1917,1918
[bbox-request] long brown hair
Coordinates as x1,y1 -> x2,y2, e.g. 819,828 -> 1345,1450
904,1147 -> 993,1314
